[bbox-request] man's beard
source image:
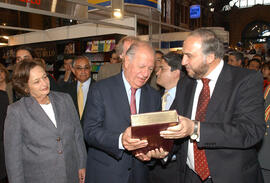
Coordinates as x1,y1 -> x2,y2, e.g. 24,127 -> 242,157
186,60 -> 209,79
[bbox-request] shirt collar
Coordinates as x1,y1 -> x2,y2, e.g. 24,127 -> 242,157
165,86 -> 177,98
122,71 -> 131,92
199,60 -> 224,82
77,77 -> 91,88
122,71 -> 142,93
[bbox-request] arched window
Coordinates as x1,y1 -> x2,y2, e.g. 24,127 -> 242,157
223,0 -> 270,10
241,21 -> 270,47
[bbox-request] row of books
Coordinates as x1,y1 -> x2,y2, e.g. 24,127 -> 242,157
85,39 -> 116,53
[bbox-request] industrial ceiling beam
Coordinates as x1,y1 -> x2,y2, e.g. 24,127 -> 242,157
0,2 -> 135,31
0,25 -> 41,32
66,0 -> 190,32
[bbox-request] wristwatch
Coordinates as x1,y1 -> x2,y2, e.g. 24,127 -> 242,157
190,120 -> 199,140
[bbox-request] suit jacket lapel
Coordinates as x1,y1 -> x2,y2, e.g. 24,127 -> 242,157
139,85 -> 149,114
116,74 -> 131,124
74,81 -> 79,112
48,93 -> 62,130
185,80 -> 197,118
205,64 -> 232,121
81,78 -> 96,119
25,95 -> 57,130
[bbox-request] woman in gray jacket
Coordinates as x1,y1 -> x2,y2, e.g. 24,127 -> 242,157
4,60 -> 87,183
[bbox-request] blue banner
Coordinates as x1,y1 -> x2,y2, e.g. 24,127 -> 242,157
88,0 -> 158,10
125,0 -> 157,8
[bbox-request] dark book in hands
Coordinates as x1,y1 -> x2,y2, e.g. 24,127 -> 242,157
131,110 -> 179,155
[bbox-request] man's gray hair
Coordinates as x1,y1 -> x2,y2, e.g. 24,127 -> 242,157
72,55 -> 91,67
188,28 -> 224,59
125,41 -> 155,61
115,36 -> 140,56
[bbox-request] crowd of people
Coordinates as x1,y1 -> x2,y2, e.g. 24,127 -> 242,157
0,28 -> 269,183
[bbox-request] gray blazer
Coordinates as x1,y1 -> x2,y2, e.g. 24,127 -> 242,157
4,91 -> 87,183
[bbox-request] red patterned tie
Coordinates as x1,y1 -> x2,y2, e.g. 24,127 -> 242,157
194,78 -> 211,181
130,88 -> 137,115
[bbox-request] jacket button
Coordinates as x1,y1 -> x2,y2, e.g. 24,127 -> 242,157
56,137 -> 61,141
58,150 -> 63,154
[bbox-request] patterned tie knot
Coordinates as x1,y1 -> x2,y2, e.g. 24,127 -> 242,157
201,78 -> 210,86
162,91 -> 169,102
79,82 -> 83,88
162,91 -> 169,111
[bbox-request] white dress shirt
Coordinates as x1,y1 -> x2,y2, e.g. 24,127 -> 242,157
164,86 -> 177,160
186,60 -> 224,172
164,87 -> 177,110
77,78 -> 91,109
119,71 -> 142,149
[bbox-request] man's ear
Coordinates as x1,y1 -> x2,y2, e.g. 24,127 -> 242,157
206,53 -> 215,64
123,56 -> 130,70
173,69 -> 180,79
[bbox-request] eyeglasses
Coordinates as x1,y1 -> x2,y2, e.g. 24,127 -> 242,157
74,66 -> 91,71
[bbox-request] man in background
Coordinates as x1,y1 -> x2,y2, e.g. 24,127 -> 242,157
58,55 -> 75,85
149,50 -> 164,91
61,56 -> 95,125
149,52 -> 182,183
97,36 -> 140,81
247,58 -> 261,71
97,50 -> 121,81
15,46 -> 36,64
227,51 -> 244,67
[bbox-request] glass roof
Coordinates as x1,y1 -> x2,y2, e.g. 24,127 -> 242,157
223,0 -> 270,10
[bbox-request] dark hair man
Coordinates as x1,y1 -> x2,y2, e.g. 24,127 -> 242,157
150,52 -> 182,183
228,51 -> 244,67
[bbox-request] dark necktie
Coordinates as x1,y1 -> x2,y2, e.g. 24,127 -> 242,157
130,88 -> 137,115
193,78 -> 211,181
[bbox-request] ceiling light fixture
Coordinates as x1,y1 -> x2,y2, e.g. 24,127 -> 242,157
113,9 -> 122,19
112,0 -> 124,19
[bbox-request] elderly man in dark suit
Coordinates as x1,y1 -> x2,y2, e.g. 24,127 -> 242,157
83,41 -> 161,183
61,56 -> 95,123
159,28 -> 265,183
